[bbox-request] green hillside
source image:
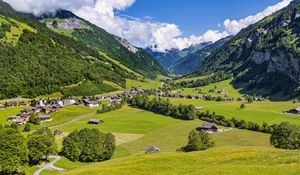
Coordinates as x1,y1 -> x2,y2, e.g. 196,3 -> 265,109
40,10 -> 167,79
61,147 -> 300,175
196,0 -> 300,99
0,1 -> 139,99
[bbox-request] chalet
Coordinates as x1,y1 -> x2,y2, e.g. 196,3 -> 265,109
145,145 -> 160,154
196,106 -> 203,111
54,130 -> 63,136
15,119 -> 26,125
7,116 -> 18,122
199,122 -> 219,132
0,104 -> 5,109
83,99 -> 99,108
37,99 -> 46,107
88,119 -> 104,125
286,107 -> 300,114
63,99 -> 76,106
18,101 -> 27,107
9,101 -> 17,107
38,116 -> 52,122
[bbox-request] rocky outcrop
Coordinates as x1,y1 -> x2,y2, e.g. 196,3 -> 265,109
46,17 -> 89,30
251,50 -> 299,81
114,36 -> 138,54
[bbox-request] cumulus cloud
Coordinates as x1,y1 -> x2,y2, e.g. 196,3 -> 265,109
224,0 -> 293,34
3,0 -> 293,52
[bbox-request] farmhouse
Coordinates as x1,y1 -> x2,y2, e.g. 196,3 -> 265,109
196,106 -> 203,111
88,119 -> 104,125
286,107 -> 300,114
15,119 -> 26,125
199,122 -> 219,132
38,116 -> 52,122
145,145 -> 160,154
7,116 -> 18,122
18,101 -> 27,107
54,130 -> 63,136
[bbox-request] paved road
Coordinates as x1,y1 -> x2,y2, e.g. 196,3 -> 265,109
49,113 -> 95,129
34,156 -> 64,175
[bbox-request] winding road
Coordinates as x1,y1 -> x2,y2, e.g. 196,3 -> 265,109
34,156 -> 64,175
49,113 -> 95,129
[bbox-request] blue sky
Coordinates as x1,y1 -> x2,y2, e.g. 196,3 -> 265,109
124,0 -> 282,37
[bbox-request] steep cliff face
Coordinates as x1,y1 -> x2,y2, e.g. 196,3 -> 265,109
197,0 -> 300,98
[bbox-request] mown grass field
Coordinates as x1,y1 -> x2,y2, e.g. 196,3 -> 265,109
173,79 -> 242,98
126,79 -> 162,90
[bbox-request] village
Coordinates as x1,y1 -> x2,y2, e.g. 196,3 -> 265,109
2,87 -> 298,127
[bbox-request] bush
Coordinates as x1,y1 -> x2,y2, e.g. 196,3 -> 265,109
270,122 -> 300,149
181,130 -> 214,152
62,128 -> 115,162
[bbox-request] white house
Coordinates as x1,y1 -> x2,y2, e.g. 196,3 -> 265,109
87,102 -> 99,108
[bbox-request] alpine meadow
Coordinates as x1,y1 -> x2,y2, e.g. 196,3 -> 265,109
1,0 -> 300,175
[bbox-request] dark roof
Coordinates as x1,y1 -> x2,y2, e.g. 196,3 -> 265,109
201,122 -> 218,129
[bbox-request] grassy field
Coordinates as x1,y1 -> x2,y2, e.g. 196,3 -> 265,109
173,79 -> 242,98
167,98 -> 300,125
126,79 -> 162,90
61,147 -> 300,175
30,106 -> 97,130
24,105 -> 274,175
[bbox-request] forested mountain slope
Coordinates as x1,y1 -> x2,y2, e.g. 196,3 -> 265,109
40,10 -> 167,79
0,1 -> 138,99
196,0 -> 300,99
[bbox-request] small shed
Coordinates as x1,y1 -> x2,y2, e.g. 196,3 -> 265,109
286,107 -> 300,114
38,116 -> 52,122
88,119 -> 104,125
199,122 -> 219,132
145,145 -> 160,154
196,106 -> 203,111
54,130 -> 63,136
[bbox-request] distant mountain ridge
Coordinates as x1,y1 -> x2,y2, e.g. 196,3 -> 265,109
170,36 -> 232,75
145,42 -> 211,69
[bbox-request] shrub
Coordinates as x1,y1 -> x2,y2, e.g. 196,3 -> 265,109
62,128 -> 115,162
180,130 -> 214,152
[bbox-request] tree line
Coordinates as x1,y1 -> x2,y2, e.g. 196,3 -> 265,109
128,95 -> 196,120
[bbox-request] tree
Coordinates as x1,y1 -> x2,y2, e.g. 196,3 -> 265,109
62,128 -> 115,162
27,128 -> 57,164
240,103 -> 246,109
29,114 -> 40,125
270,122 -> 300,149
23,123 -> 31,132
0,128 -> 28,174
181,130 -> 214,152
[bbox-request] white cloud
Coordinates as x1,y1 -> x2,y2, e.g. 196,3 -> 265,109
3,0 -> 293,52
224,0 -> 293,34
